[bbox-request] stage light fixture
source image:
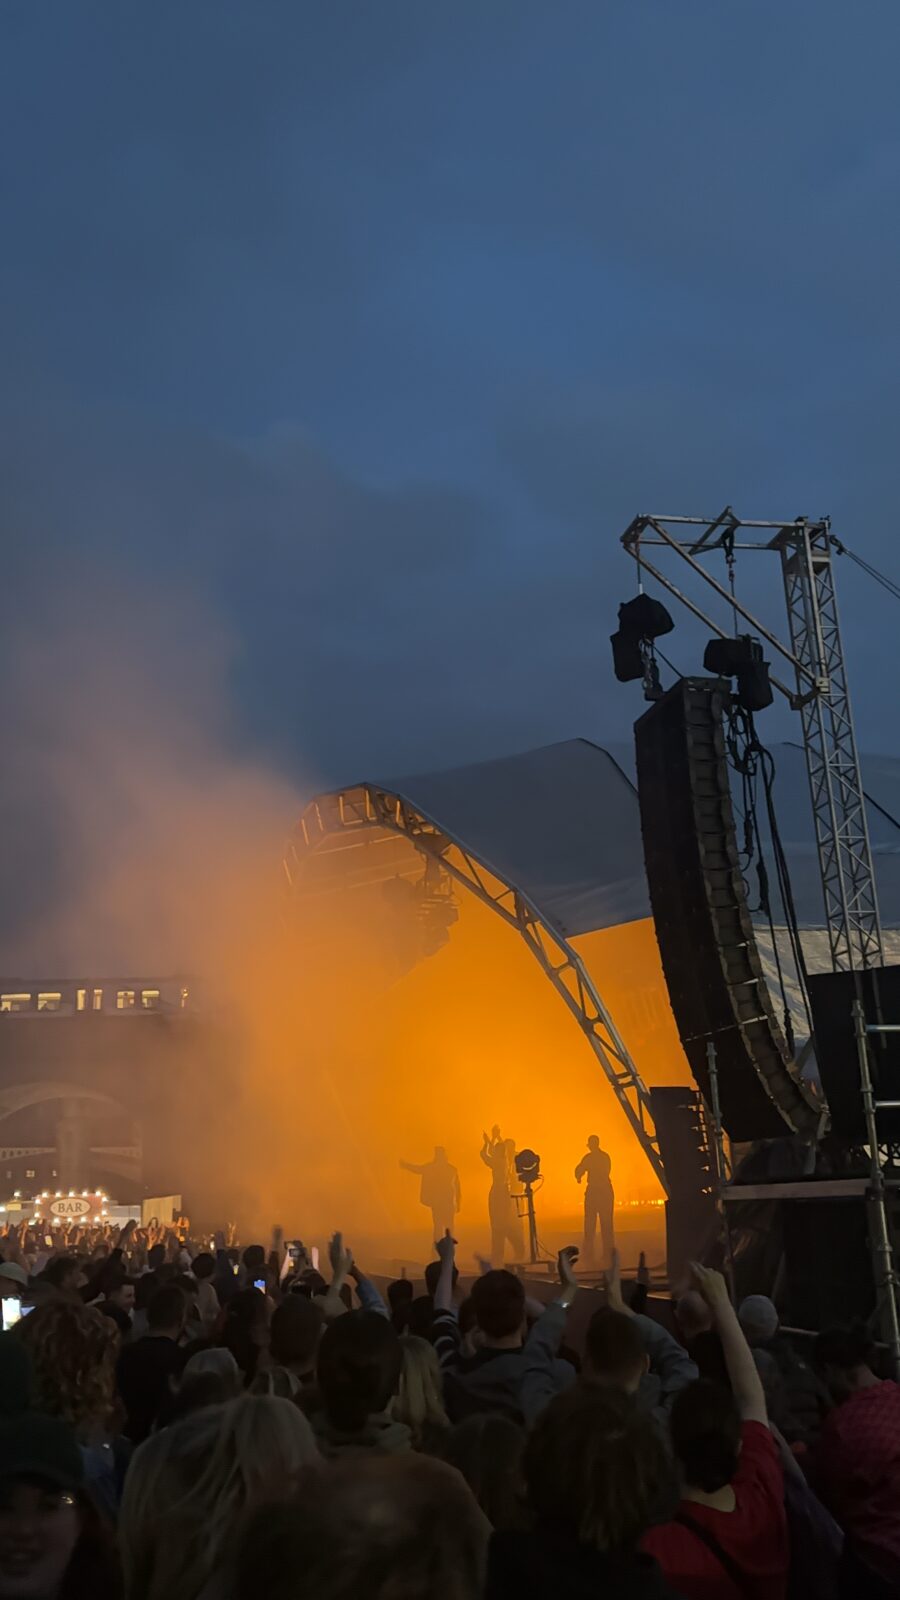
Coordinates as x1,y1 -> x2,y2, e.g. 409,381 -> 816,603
618,594 -> 675,640
514,1147 -> 541,1184
610,594 -> 675,689
702,634 -> 773,713
611,628 -> 645,683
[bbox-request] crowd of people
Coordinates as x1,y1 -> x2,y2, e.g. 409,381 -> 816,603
0,1213 -> 898,1598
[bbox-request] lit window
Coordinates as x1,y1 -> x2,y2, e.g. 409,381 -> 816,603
141,989 -> 160,1010
180,986 -> 189,1008
37,993 -> 62,1012
25,1169 -> 35,1179
0,994 -> 30,1013
76,989 -> 87,1011
92,989 -> 103,1011
116,990 -> 136,1010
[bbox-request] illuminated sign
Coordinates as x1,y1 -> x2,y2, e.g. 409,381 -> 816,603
49,1198 -> 92,1218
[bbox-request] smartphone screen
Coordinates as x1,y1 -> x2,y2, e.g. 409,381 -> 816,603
20,1304 -> 34,1318
310,1246 -> 319,1271
253,1277 -> 266,1293
2,1299 -> 22,1330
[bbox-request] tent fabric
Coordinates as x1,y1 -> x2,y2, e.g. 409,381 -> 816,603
377,737 -> 900,939
379,739 -> 646,938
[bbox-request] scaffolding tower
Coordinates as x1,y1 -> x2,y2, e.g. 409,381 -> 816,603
621,510 -> 883,975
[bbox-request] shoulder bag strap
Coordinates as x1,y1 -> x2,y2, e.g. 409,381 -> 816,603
675,1509 -> 750,1598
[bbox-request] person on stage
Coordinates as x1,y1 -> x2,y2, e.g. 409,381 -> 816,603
575,1133 -> 615,1265
400,1146 -> 461,1243
480,1125 -> 524,1263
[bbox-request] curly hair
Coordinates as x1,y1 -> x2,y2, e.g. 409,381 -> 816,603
14,1297 -> 118,1434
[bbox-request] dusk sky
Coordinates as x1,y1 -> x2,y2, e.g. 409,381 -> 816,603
4,1 -> 900,821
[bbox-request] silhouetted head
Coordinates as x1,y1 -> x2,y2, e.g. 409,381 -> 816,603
220,1289 -> 270,1382
442,1413 -> 527,1532
387,1279 -> 414,1313
148,1284 -> 188,1337
524,1386 -> 670,1552
587,1134 -> 601,1152
583,1307 -> 649,1394
674,1289 -> 712,1343
670,1379 -> 741,1492
405,1296 -> 435,1339
317,1311 -> 402,1431
816,1325 -> 877,1403
424,1258 -> 459,1298
237,1456 -> 488,1600
42,1256 -> 84,1296
470,1271 -> 525,1344
192,1252 -> 215,1282
270,1296 -> 323,1373
434,1146 -> 447,1163
241,1244 -> 266,1274
738,1294 -> 779,1347
147,1243 -> 166,1272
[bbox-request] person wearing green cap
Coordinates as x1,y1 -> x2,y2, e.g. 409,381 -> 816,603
0,1333 -> 119,1598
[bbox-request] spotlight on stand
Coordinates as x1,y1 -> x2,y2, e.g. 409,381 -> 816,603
513,1147 -> 545,1265
514,1147 -> 541,1185
703,634 -> 773,713
610,594 -> 675,703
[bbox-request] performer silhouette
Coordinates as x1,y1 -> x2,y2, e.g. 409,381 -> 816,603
481,1125 -> 524,1263
400,1147 -> 461,1242
575,1134 -> 615,1265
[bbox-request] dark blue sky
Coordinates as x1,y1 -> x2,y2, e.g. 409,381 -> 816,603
3,0 -> 900,797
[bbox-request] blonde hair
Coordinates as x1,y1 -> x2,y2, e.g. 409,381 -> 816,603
394,1335 -> 448,1448
120,1396 -> 319,1600
182,1346 -> 240,1384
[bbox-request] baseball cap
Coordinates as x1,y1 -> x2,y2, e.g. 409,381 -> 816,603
0,1263 -> 28,1290
0,1334 -> 82,1490
738,1293 -> 779,1344
0,1411 -> 83,1490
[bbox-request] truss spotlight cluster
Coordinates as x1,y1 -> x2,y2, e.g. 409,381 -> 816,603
703,634 -> 773,712
610,594 -> 675,702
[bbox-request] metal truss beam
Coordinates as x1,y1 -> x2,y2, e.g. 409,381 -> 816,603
776,524 -> 883,972
285,784 -> 669,1194
621,509 -> 883,975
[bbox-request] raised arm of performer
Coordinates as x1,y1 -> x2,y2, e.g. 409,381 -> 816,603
399,1159 -> 425,1175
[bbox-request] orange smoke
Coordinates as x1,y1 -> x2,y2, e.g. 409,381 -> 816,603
5,581 -> 689,1267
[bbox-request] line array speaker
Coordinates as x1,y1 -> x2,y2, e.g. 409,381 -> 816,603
648,1085 -> 718,1281
807,965 -> 900,1145
635,676 -> 818,1141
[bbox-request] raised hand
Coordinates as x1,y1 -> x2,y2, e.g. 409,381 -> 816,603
328,1231 -> 353,1281
557,1244 -> 579,1290
435,1229 -> 457,1266
605,1248 -> 627,1313
689,1261 -> 730,1310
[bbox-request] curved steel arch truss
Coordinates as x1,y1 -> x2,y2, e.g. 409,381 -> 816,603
285,783 -> 668,1194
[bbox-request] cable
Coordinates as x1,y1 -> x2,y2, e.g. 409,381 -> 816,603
724,707 -> 813,1049
831,537 -> 900,604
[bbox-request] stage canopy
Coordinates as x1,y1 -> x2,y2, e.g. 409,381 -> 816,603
373,737 -> 900,938
286,736 -> 900,1194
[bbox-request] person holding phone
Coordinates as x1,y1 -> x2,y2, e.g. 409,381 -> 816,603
0,1262 -> 28,1330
